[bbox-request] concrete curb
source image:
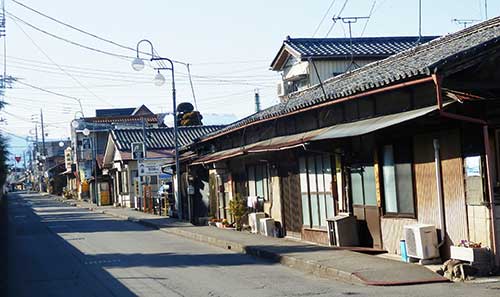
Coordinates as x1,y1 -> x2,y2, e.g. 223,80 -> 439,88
53,196 -> 446,286
159,227 -> 363,285
55,198 -> 364,284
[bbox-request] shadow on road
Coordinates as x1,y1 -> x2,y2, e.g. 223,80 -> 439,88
8,192 -> 283,296
7,192 -> 140,297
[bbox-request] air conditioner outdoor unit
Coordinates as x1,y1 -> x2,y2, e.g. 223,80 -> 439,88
403,224 -> 439,260
249,212 -> 266,234
327,214 -> 359,247
260,218 -> 275,237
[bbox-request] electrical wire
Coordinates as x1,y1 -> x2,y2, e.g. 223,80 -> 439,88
312,0 -> 336,37
9,16 -> 114,107
6,12 -> 133,60
325,0 -> 349,37
360,1 -> 377,37
10,0 -> 187,65
14,80 -> 83,102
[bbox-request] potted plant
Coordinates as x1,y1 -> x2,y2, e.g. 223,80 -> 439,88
228,193 -> 247,231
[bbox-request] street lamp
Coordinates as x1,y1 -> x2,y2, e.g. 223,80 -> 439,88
132,39 -> 183,220
81,127 -> 97,207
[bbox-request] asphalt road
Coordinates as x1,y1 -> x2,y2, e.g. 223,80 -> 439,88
4,192 -> 500,297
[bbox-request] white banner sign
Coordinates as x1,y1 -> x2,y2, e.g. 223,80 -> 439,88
138,159 -> 164,176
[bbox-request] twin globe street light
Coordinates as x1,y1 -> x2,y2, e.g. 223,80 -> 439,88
131,40 -> 182,219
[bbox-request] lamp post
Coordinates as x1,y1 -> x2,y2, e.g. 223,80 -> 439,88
132,39 -> 182,219
82,127 -> 98,207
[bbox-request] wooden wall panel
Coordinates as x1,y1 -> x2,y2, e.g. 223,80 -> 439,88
412,130 -> 468,259
381,217 -> 417,254
413,133 -> 440,226
280,164 -> 303,234
440,129 -> 468,247
302,228 -> 329,245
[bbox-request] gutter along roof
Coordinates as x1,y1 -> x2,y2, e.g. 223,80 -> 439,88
201,17 -> 500,143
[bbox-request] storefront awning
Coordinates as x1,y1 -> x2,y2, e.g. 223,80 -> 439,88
193,104 -> 445,165
311,103 -> 443,141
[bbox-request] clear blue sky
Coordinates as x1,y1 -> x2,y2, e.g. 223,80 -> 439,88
1,0 -> 499,161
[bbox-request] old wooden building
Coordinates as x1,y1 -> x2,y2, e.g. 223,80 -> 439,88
189,18 -> 500,266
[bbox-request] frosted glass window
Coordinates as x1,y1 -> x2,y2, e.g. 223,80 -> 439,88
300,154 -> 334,228
248,166 -> 256,197
383,145 -> 398,213
323,155 -> 335,220
256,165 -> 264,198
299,157 -> 311,226
363,166 -> 377,206
382,142 -> 415,216
350,168 -> 364,205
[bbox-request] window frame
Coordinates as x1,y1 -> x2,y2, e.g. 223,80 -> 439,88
246,164 -> 270,201
299,154 -> 335,230
119,169 -> 129,195
380,142 -> 417,218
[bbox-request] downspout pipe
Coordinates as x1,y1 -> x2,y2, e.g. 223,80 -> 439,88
432,73 -> 499,266
433,139 -> 447,248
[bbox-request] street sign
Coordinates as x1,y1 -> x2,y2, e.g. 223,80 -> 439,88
131,142 -> 145,160
138,159 -> 163,176
161,166 -> 173,174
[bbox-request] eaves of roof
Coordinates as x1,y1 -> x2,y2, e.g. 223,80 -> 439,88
203,17 -> 500,144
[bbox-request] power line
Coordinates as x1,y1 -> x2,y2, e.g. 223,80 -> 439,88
10,0 -> 187,65
360,1 -> 376,37
325,0 -> 349,37
15,80 -> 83,102
6,12 -> 133,60
9,16 -> 113,107
312,0 -> 336,37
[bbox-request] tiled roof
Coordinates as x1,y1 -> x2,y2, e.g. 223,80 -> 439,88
111,125 -> 225,151
84,114 -> 159,124
284,36 -> 438,59
204,17 -> 500,142
95,107 -> 136,117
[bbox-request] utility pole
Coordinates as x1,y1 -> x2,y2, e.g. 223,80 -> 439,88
254,89 -> 261,113
138,116 -> 148,211
40,109 -> 46,192
34,123 -> 39,191
0,0 -> 6,92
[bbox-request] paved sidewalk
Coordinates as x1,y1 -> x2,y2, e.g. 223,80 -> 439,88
55,196 -> 448,286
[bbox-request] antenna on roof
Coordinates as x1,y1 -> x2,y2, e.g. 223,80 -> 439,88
485,0 -> 488,20
332,16 -> 369,72
418,0 -> 422,43
452,19 -> 479,29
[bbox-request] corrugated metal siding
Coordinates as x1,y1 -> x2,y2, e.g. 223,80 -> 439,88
308,59 -> 378,86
